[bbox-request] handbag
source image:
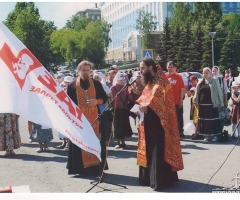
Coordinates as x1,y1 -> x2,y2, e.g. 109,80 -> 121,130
219,107 -> 231,126
218,130 -> 229,142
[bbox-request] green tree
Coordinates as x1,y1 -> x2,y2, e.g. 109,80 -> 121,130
64,13 -> 91,31
4,2 -> 57,67
156,17 -> 171,67
51,19 -> 111,66
136,10 -> 158,49
177,21 -> 192,71
188,21 -> 204,72
170,2 -> 192,28
219,35 -> 240,71
201,12 -> 220,69
168,22 -> 181,63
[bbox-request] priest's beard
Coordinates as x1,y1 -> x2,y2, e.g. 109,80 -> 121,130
81,75 -> 89,81
142,70 -> 153,85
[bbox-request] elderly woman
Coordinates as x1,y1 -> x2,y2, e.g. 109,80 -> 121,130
194,67 -> 224,141
111,72 -> 133,149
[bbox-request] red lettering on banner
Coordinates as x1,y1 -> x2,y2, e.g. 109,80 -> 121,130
75,107 -> 83,122
0,43 -> 43,90
56,90 -> 75,117
33,87 -> 41,93
37,71 -> 57,93
29,86 -> 35,92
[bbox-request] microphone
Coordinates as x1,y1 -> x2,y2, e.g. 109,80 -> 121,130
126,77 -> 137,86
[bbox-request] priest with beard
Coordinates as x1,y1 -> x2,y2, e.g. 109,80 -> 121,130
135,58 -> 184,191
66,60 -> 108,176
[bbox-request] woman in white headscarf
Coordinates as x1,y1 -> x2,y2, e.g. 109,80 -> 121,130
110,72 -> 133,149
194,67 -> 224,141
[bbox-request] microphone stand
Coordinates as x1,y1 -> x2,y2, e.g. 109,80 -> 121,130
86,81 -> 133,193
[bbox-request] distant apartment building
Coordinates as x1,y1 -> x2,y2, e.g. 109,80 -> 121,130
99,2 -> 240,63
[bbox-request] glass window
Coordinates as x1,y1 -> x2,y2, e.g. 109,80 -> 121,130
230,2 -> 233,8
97,16 -> 100,20
150,3 -> 152,14
154,2 -> 156,16
146,5 -> 148,13
92,15 -> 95,20
238,2 -> 240,8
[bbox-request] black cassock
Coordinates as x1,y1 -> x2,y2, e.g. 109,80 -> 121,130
66,78 -> 108,176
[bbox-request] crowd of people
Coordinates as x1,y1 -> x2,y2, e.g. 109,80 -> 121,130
1,58 -> 240,191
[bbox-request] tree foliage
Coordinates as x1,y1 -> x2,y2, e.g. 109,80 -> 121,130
158,2 -> 236,71
4,2 -> 57,67
51,15 -> 111,67
136,10 -> 158,49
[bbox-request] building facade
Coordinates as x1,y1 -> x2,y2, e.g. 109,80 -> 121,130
76,8 -> 101,21
99,2 -> 240,63
99,2 -> 173,63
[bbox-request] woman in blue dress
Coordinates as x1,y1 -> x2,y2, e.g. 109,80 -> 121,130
29,122 -> 53,152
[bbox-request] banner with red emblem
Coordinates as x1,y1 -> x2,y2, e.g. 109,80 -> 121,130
0,22 -> 101,160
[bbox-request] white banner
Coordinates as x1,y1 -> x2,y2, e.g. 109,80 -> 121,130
0,22 -> 101,160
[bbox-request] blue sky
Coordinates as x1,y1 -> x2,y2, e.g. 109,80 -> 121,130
0,2 -> 98,29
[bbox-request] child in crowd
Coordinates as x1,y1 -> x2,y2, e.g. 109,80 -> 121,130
189,87 -> 201,140
230,81 -> 240,138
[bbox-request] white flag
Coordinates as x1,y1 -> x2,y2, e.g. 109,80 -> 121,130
0,22 -> 101,161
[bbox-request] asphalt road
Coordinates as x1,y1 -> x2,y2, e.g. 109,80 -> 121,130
0,96 -> 240,194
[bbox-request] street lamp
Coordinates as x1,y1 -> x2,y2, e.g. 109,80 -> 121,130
209,32 -> 216,67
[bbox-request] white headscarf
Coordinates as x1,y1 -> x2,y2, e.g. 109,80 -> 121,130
203,67 -> 212,74
130,71 -> 141,83
113,72 -> 126,86
133,71 -> 141,78
212,66 -> 222,79
93,71 -> 106,84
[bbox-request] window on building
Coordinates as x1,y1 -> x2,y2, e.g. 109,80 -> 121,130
230,2 -> 233,8
238,2 -> 240,8
154,2 -> 156,16
146,5 -> 148,13
97,16 -> 100,20
130,3 -> 131,10
92,15 -> 95,20
222,2 -> 226,7
150,3 -> 152,14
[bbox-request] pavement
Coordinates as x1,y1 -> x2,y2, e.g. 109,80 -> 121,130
0,96 -> 240,194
